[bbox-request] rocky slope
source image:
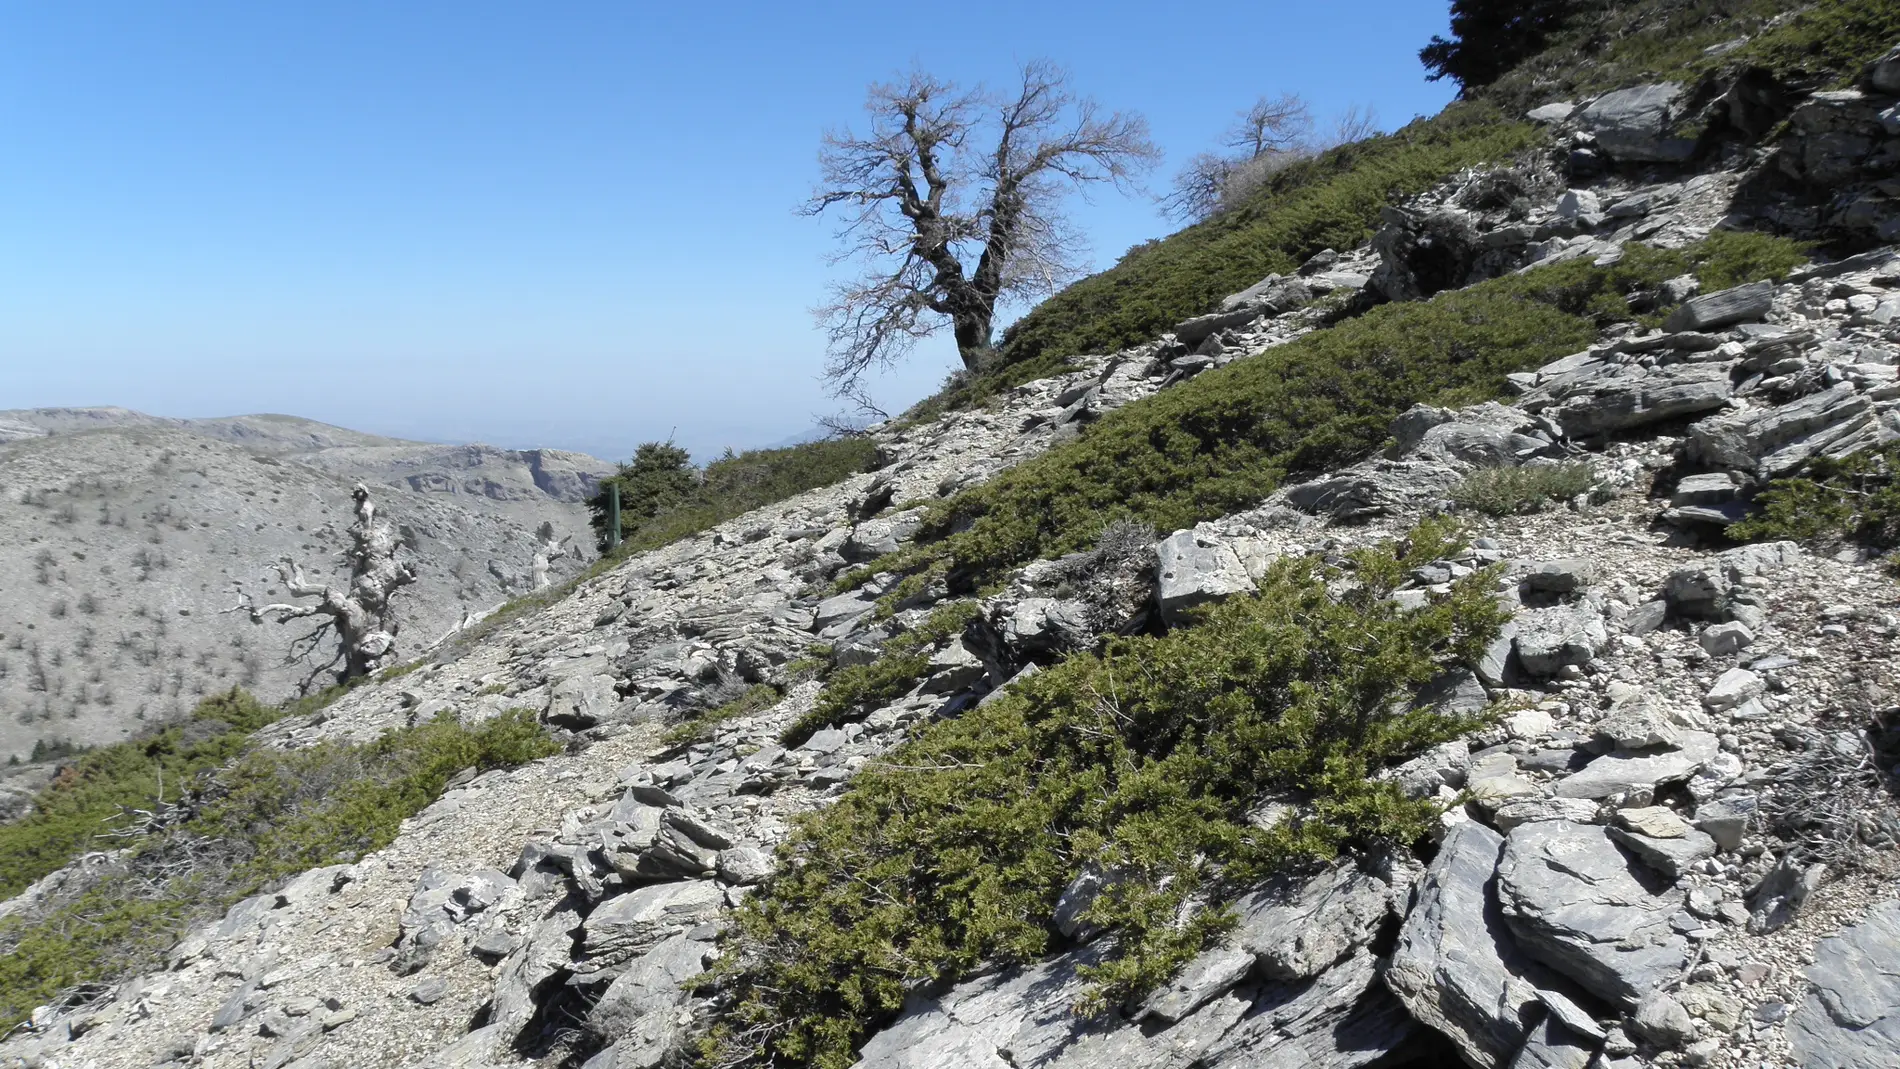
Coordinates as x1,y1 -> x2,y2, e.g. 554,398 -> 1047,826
11,35 -> 1900,1069
0,408 -> 611,763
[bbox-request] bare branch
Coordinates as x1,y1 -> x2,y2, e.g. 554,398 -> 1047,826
804,61 -> 1156,395
224,485 -> 416,687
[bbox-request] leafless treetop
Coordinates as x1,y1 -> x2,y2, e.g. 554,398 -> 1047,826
804,60 -> 1157,393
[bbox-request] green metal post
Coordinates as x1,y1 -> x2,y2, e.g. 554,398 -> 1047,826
608,483 -> 622,550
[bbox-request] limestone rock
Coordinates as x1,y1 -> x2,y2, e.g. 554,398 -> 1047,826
1788,899 -> 1900,1069
1575,84 -> 1699,163
1548,363 -> 1735,437
1553,732 -> 1719,800
1663,281 -> 1774,332
1514,605 -> 1609,678
1385,821 -> 1542,1067
589,932 -> 711,1068
1156,530 -> 1253,624
1497,821 -> 1691,1008
1234,857 -> 1413,981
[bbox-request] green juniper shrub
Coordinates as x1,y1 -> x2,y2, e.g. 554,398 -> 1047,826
1722,0 -> 1900,86
588,438 -> 880,558
781,602 -> 982,748
1732,444 -> 1900,555
0,688 -> 287,900
706,522 -> 1506,1069
846,236 -> 1808,598
587,441 -> 697,552
1451,462 -> 1599,516
0,709 -> 559,1030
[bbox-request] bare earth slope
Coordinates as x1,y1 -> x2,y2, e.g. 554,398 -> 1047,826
0,408 -> 611,760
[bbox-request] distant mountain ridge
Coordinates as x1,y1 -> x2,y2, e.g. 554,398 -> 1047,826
0,406 -> 615,760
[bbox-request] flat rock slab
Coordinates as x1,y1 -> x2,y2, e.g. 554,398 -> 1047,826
1497,822 -> 1690,1009
1553,732 -> 1719,799
1664,281 -> 1774,332
1789,899 -> 1900,1069
854,942 -> 1416,1069
1384,821 -> 1541,1068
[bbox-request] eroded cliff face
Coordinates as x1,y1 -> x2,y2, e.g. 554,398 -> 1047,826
12,45 -> 1900,1069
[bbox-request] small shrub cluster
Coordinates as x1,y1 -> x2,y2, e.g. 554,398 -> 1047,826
1731,444 -> 1900,556
1451,462 -> 1598,515
707,523 -> 1505,1068
780,602 -> 982,748
0,708 -> 559,1030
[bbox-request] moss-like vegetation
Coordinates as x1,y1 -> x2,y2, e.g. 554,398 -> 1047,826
852,239 -> 1805,596
0,708 -> 559,1029
1732,443 -> 1900,553
1452,463 -> 1600,516
707,523 -> 1504,1068
1691,229 -> 1814,291
982,105 -> 1540,386
781,602 -> 982,748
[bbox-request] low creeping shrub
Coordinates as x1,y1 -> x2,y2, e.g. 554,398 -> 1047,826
1451,462 -> 1599,516
665,684 -> 785,746
848,236 -> 1808,597
1731,444 -> 1900,556
0,689 -> 289,900
967,104 -> 1543,394
705,521 -> 1505,1068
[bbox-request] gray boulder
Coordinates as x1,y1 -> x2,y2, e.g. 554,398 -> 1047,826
1385,821 -> 1542,1067
1546,363 -> 1734,437
1608,825 -> 1718,881
491,904 -> 584,1042
547,673 -> 619,728
1509,1017 -> 1596,1069
814,588 -> 880,639
577,881 -> 723,974
1663,281 -> 1774,332
1553,731 -> 1720,800
588,932 -> 712,1067
1156,530 -> 1253,624
1687,383 -> 1881,478
1497,822 -> 1691,1008
1575,84 -> 1698,163
1513,604 -> 1608,677
1788,899 -> 1900,1069
1234,857 -> 1413,981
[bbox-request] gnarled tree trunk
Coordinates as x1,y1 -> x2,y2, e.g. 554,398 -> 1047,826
225,484 -> 418,685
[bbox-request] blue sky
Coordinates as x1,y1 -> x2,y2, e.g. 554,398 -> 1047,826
0,2 -> 1458,463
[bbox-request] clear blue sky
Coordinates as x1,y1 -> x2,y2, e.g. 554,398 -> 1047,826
0,1 -> 1458,463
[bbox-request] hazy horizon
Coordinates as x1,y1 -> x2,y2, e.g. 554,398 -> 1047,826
2,1 -> 1459,464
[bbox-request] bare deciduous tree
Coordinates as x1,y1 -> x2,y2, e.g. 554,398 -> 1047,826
1161,95 -> 1383,223
805,60 -> 1157,393
224,484 -> 417,686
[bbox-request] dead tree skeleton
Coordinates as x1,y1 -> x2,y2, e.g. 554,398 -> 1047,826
224,483 -> 417,685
